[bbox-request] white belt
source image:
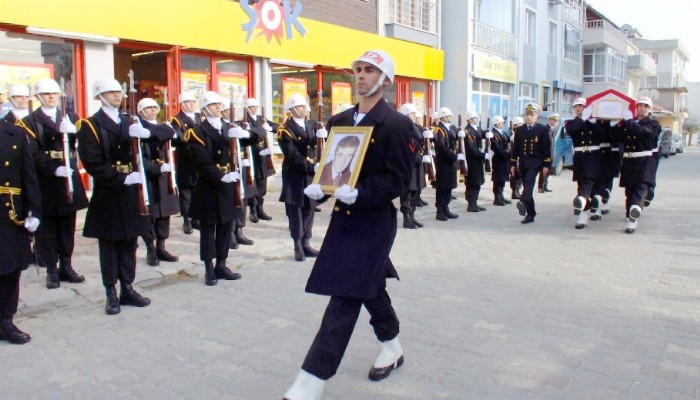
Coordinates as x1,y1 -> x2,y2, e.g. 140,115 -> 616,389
611,147 -> 619,151
574,145 -> 601,152
623,150 -> 653,158
599,143 -> 611,148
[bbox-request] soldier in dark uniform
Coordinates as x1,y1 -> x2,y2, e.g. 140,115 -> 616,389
464,110 -> 489,212
597,119 -> 623,217
509,117 -> 524,199
243,97 -> 278,223
0,121 -> 41,344
565,98 -> 605,229
185,91 -> 242,286
136,98 -> 180,265
432,107 -> 459,221
617,96 -> 661,234
169,91 -> 199,234
397,102 -> 425,229
538,114 -> 559,193
17,78 -> 88,289
3,84 -> 31,125
76,77 -> 153,315
489,115 -> 511,206
510,103 -> 551,224
277,93 -> 321,262
283,49 -> 412,400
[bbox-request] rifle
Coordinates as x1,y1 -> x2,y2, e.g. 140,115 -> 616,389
27,84 -> 34,112
457,106 -> 462,129
315,89 -> 324,163
127,70 -> 150,216
422,113 -> 436,182
484,117 -> 492,173
121,83 -> 128,115
57,78 -> 74,204
457,128 -> 468,178
238,97 -> 255,187
162,88 -> 178,196
228,86 -> 244,207
260,105 -> 276,173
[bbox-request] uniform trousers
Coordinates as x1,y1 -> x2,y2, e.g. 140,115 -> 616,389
234,205 -> 247,229
435,188 -> 452,209
625,184 -> 649,214
178,186 -> 193,221
143,217 -> 171,242
248,178 -> 268,208
602,178 -> 615,202
0,269 -> 21,318
519,167 -> 539,216
510,172 -> 522,196
285,204 -> 314,240
465,185 -> 481,204
199,222 -> 232,262
537,170 -> 549,190
576,178 -> 604,210
98,239 -> 137,288
301,286 -> 400,380
492,180 -> 506,196
399,190 -> 418,214
35,213 -> 76,267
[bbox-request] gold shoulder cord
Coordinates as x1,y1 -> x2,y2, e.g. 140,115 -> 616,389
0,188 -> 25,226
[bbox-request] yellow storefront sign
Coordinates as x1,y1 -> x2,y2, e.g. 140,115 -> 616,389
473,52 -> 517,84
1,0 -> 443,81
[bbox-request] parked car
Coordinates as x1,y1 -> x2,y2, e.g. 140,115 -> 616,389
672,134 -> 684,154
658,128 -> 672,158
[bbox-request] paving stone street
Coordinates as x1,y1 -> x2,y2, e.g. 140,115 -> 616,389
3,149 -> 700,400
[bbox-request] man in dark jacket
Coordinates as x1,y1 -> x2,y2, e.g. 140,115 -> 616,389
489,115 -> 511,206
169,91 -> 199,234
283,49 -> 412,400
18,78 -> 88,289
2,84 -> 31,125
464,110 -> 489,212
396,102 -> 425,228
432,107 -> 459,221
0,121 -> 41,344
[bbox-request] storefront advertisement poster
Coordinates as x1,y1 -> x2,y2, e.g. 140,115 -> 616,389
218,73 -> 248,120
412,91 -> 426,118
180,70 -> 209,100
489,96 -> 501,126
331,81 -> 352,115
0,62 -> 54,115
282,77 -> 308,107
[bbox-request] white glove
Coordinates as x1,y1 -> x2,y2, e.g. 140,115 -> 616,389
334,184 -> 358,205
241,158 -> 251,167
303,184 -> 325,200
165,121 -> 173,129
485,131 -> 494,139
259,148 -> 271,156
588,118 -> 597,124
457,153 -> 466,161
24,214 -> 40,233
422,155 -> 432,164
314,163 -> 319,173
124,172 -> 142,185
228,126 -> 250,139
457,130 -> 466,138
623,109 -> 634,121
54,166 -> 73,177
315,127 -> 328,139
58,117 -> 77,134
129,123 -> 151,139
484,152 -> 491,160
262,122 -> 273,132
221,171 -> 241,183
582,106 -> 593,121
160,164 -> 171,173
610,120 -> 619,127
422,129 -> 433,139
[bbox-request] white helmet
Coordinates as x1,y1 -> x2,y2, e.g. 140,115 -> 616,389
34,78 -> 61,95
285,93 -> 308,111
514,117 -> 525,125
198,91 -> 222,109
492,115 -> 505,125
221,100 -> 231,112
137,98 -> 160,114
9,84 -> 30,97
437,107 -> 453,119
245,98 -> 260,108
637,96 -> 653,108
573,97 -> 587,107
178,91 -> 196,104
399,103 -> 418,116
93,78 -> 122,99
351,49 -> 395,97
467,110 -> 479,120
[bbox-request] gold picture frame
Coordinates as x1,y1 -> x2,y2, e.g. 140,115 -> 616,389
313,126 -> 374,195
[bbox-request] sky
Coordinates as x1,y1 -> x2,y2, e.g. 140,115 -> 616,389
586,0 -> 699,82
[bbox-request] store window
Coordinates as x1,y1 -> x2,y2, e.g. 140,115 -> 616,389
180,53 -> 211,101
215,58 -> 250,120
115,43 -> 170,119
271,64 -> 318,123
0,30 -> 78,116
323,70 -> 356,118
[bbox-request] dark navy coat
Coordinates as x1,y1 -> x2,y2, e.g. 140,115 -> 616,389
243,113 -> 278,180
139,118 -> 180,219
565,117 -> 604,181
305,100 -> 412,299
170,111 -> 199,188
408,122 -> 426,191
432,122 -> 458,189
464,125 -> 486,187
618,116 -> 661,188
490,128 -> 510,183
277,118 -> 318,207
510,123 -> 552,171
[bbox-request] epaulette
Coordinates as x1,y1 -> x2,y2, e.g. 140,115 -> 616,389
169,117 -> 182,128
184,128 -> 204,146
277,127 -> 294,141
433,126 -> 446,138
76,118 -> 100,144
15,119 -> 37,140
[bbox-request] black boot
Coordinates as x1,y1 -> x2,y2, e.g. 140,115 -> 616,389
156,239 -> 179,262
402,212 -> 417,229
501,191 -> 512,205
204,261 -> 217,286
119,283 -> 151,307
229,234 -> 239,250
248,205 -> 259,223
417,197 -> 429,206
104,286 -> 120,315
235,228 -> 254,246
0,317 -> 31,344
302,238 -> 319,257
410,211 -> 423,228
46,265 -> 60,289
145,240 -> 159,266
191,219 -> 201,230
436,207 -> 448,221
214,259 -> 242,280
58,257 -> 85,283
183,217 -> 193,234
444,207 -> 459,219
293,239 -> 305,262
257,205 -> 272,221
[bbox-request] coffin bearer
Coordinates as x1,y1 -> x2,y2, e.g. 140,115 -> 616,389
76,77 -> 152,315
17,77 -> 88,289
169,91 -> 200,234
0,120 -> 41,344
489,115 -> 511,206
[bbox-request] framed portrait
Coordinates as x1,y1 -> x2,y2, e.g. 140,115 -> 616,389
313,126 -> 374,195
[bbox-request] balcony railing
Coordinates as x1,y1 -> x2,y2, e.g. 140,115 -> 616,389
472,19 -> 517,59
563,58 -> 581,80
385,0 -> 438,34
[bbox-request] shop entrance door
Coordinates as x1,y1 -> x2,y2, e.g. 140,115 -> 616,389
114,43 -> 171,120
